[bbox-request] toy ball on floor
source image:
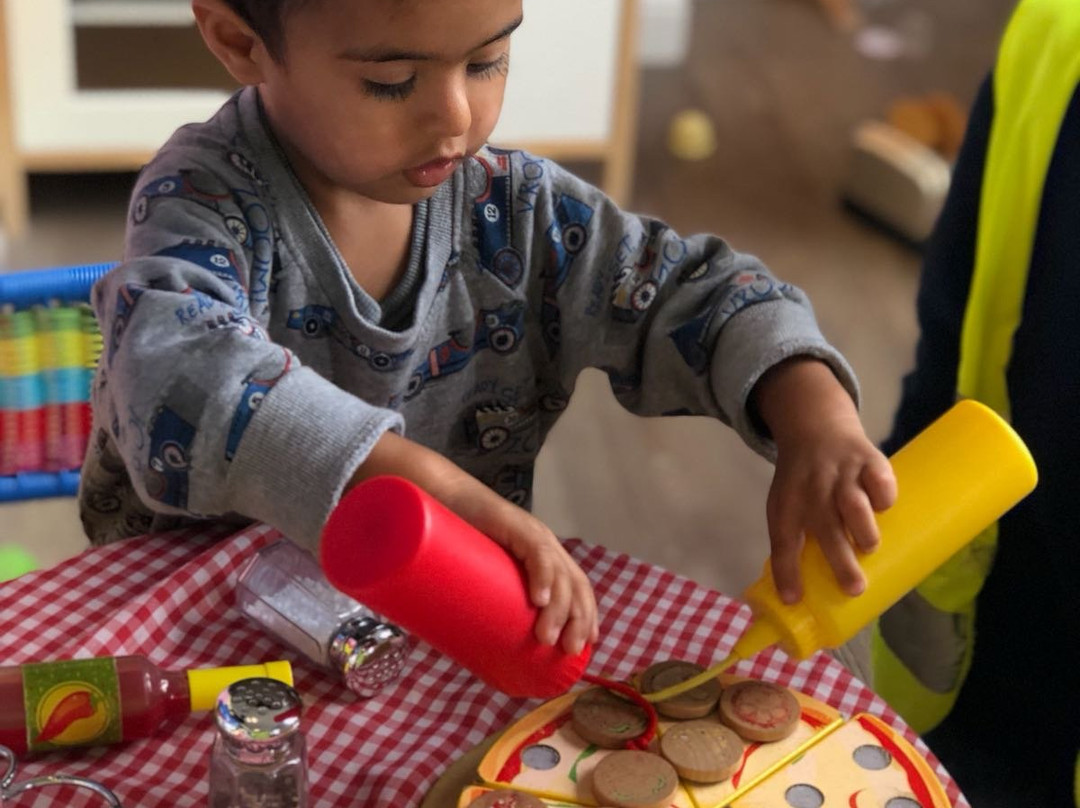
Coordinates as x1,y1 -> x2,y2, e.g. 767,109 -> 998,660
667,109 -> 717,161
0,545 -> 36,582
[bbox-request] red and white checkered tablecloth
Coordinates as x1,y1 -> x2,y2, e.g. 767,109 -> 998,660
0,523 -> 968,807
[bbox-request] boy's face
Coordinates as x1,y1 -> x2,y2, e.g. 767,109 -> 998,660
259,0 -> 523,205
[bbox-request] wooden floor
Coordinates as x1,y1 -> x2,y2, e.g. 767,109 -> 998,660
2,0 -> 1018,682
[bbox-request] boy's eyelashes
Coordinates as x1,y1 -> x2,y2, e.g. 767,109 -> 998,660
362,53 -> 510,102
364,76 -> 417,101
469,52 -> 510,79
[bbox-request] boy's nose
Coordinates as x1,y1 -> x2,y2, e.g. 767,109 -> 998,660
429,77 -> 472,139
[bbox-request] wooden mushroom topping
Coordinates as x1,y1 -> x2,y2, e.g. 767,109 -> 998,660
658,719 -> 744,783
718,680 -> 800,742
466,790 -> 548,808
591,749 -> 679,808
571,686 -> 650,748
639,660 -> 721,720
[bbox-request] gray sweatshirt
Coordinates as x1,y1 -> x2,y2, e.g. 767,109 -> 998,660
79,87 -> 857,549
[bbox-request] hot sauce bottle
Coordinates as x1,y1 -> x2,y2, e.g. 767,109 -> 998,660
0,655 -> 293,756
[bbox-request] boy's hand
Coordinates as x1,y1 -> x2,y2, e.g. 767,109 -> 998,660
441,483 -> 599,656
753,358 -> 898,603
351,433 -> 599,655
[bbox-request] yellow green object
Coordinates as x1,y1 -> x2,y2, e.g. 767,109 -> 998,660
667,109 -> 717,161
187,660 -> 294,711
0,545 -> 37,582
645,399 -> 1037,704
960,0 -> 1080,415
871,0 -> 1080,736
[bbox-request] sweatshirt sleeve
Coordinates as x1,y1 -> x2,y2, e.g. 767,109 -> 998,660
93,147 -> 402,547
519,154 -> 858,459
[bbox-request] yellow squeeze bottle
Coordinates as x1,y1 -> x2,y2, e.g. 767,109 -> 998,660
645,399 -> 1037,703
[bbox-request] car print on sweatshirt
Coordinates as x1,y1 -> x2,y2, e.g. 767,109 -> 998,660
472,149 -> 525,289
491,464 -> 534,508
107,284 -> 146,366
541,194 -> 594,356
611,222 -> 690,323
224,348 -> 293,462
404,301 -> 525,401
669,271 -> 793,374
145,403 -> 196,510
286,304 -> 413,372
133,168 -> 276,310
464,402 -> 539,453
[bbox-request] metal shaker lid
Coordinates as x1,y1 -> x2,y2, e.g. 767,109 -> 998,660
328,616 -> 410,698
214,677 -> 302,747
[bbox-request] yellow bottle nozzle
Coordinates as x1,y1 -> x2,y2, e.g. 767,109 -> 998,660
641,619 -> 780,703
729,617 -> 781,662
187,660 -> 294,711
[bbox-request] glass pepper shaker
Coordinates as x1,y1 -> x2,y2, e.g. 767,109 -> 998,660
208,678 -> 307,808
235,539 -> 410,697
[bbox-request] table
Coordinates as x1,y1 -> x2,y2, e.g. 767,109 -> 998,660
0,523 -> 968,807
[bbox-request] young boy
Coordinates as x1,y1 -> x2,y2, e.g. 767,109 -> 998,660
79,0 -> 896,660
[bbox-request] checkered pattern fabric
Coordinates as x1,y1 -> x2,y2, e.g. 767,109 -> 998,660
0,525 -> 968,807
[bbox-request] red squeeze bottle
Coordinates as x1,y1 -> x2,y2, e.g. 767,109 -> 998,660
319,475 -> 591,698
0,655 -> 293,756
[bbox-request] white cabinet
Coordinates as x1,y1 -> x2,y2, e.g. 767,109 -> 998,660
1,0 -> 639,236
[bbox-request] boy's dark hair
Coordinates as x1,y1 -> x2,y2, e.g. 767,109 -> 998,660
223,0 -> 311,61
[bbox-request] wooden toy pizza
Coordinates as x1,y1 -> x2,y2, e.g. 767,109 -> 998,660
451,661 -> 949,808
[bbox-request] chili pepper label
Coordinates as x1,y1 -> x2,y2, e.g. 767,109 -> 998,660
23,658 -> 121,751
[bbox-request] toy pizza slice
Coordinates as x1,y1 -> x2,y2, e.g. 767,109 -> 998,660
727,713 -> 949,807
663,674 -> 842,807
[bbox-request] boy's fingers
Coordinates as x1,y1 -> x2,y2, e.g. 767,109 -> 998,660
769,541 -> 804,604
536,572 -> 572,647
836,482 -> 879,553
560,579 -> 593,656
767,516 -> 805,604
816,518 -> 866,596
861,455 -> 898,511
561,612 -> 592,656
572,571 -> 599,647
521,540 -> 557,609
766,493 -> 805,603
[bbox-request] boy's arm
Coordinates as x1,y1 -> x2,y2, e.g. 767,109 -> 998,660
522,156 -> 858,460
93,158 -> 402,548
752,357 -> 896,601
517,154 -> 894,597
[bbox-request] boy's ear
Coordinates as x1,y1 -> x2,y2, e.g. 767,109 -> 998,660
191,0 -> 271,85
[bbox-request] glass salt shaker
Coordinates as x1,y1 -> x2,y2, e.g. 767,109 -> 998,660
235,539 -> 410,697
208,678 -> 307,808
